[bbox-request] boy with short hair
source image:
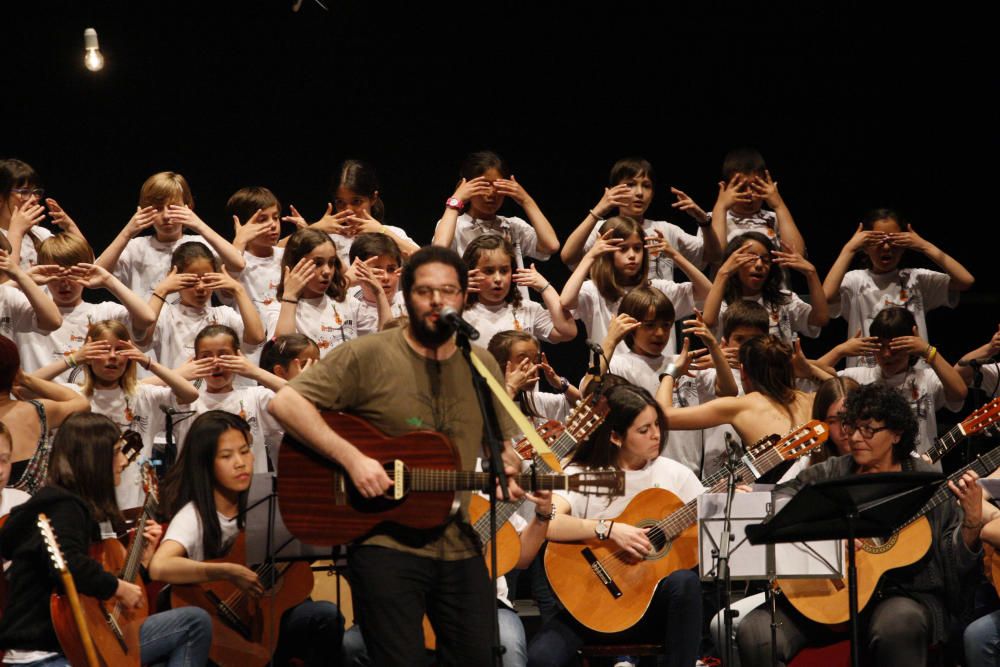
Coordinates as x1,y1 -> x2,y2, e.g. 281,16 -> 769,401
347,232 -> 404,328
228,186 -> 285,318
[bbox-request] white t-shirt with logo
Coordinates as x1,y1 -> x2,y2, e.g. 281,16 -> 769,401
148,302 -> 247,371
263,292 -> 372,357
16,301 -> 132,380
717,292 -> 819,344
174,386 -> 281,473
832,268 -> 957,368
583,218 -> 705,280
463,300 -> 560,346
114,234 -> 216,300
1,225 -> 53,269
0,284 -> 41,339
238,248 -> 284,317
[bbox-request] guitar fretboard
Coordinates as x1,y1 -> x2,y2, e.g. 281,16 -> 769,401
903,444 -> 1000,529
407,470 -> 578,492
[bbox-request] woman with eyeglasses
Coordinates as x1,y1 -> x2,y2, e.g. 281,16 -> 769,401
0,158 -> 84,269
0,412 -> 213,666
735,382 -> 984,667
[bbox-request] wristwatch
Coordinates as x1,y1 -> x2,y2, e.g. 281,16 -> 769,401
555,376 -> 570,394
445,197 -> 464,211
595,519 -> 611,541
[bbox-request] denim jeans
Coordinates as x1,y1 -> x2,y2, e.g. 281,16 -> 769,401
965,609 -> 1000,667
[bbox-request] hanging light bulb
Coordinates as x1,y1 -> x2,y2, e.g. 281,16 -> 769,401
83,28 -> 105,72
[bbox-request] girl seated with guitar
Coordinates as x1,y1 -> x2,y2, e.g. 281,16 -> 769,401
527,383 -> 704,667
149,410 -> 344,667
0,412 -> 212,666
736,383 -> 983,667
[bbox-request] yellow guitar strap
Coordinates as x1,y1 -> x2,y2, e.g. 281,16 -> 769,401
468,351 -> 562,473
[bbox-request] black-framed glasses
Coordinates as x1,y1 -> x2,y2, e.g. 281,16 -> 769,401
12,187 -> 44,198
842,422 -> 891,440
411,285 -> 462,298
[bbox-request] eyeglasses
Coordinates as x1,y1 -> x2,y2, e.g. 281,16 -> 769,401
411,285 -> 462,298
12,187 -> 44,198
842,422 -> 892,440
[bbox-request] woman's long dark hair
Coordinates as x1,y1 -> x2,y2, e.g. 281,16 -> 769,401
162,410 -> 252,559
47,413 -> 123,524
570,383 -> 667,470
740,335 -> 797,423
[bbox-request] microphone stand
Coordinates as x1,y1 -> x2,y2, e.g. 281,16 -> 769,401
718,434 -> 740,667
157,406 -> 196,480
455,331 -> 508,667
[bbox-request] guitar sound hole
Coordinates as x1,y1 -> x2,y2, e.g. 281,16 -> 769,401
861,533 -> 897,554
637,519 -> 670,560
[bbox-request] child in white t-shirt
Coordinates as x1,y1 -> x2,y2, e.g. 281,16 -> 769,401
95,171 -> 246,300
0,247 -> 62,338
462,234 -> 576,346
839,307 -> 966,457
15,234 -> 156,381
143,242 -> 264,371
707,147 -> 807,255
823,208 -> 974,367
561,156 -> 721,280
433,150 -> 559,303
227,186 -> 288,317
488,330 -> 578,425
32,319 -> 200,510
266,228 -> 386,356
702,231 -> 827,344
172,325 -> 286,473
346,232 -> 407,325
560,215 -> 710,351
149,409 -> 344,664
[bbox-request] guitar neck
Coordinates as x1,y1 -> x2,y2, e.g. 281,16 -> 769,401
407,470 -> 575,492
473,498 -> 525,544
120,495 -> 157,584
926,424 -> 967,464
906,444 -> 1000,528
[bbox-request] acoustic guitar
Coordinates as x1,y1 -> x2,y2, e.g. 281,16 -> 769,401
469,393 -> 610,577
781,442 -> 1000,625
50,433 -> 150,667
170,532 -> 315,666
278,411 -> 624,547
41,513 -> 101,667
545,420 -> 829,633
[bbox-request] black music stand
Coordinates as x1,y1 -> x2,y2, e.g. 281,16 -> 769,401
745,471 -> 941,667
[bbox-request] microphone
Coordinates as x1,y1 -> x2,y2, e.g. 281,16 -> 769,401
586,341 -> 603,377
439,306 -> 481,340
958,355 -> 999,367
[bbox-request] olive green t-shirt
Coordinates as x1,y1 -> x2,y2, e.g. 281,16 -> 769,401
287,327 -> 518,560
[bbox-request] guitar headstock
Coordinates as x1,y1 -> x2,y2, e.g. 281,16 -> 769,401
745,433 -> 781,460
120,429 -> 143,466
37,512 -> 68,574
567,469 -> 626,496
514,420 -> 563,460
564,394 -> 610,444
773,420 -> 829,461
961,397 -> 1000,438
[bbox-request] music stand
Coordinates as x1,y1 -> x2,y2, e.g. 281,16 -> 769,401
745,471 -> 941,667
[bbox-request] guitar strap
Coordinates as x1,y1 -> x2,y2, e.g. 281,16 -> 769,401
467,351 -> 562,473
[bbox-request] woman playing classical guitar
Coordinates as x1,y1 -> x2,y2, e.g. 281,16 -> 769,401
0,412 -> 212,666
527,383 -> 703,667
149,410 -> 344,666
736,383 -> 983,667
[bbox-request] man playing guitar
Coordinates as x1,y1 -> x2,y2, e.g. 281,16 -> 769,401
269,246 -> 525,666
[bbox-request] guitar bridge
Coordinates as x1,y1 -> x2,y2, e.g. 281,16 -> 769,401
582,547 -> 622,599
333,472 -> 347,506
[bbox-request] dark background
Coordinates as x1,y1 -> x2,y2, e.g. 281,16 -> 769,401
2,2 -> 994,399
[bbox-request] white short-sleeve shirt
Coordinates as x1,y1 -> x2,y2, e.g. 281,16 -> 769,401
329,224 -> 416,273
0,284 -> 41,338
833,268 -> 957,368
148,302 -> 247,370
463,300 -> 559,346
114,234 -> 215,300
162,500 -> 241,562
238,248 -> 284,317
556,457 -> 704,521
584,218 -> 705,279
16,301 -> 132,379
263,292 -> 369,357
1,226 -> 53,269
717,292 -> 819,344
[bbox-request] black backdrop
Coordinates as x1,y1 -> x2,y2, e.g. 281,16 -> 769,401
2,1 -> 994,390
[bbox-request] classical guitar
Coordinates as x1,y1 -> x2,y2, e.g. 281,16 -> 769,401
469,393 -> 610,577
49,434 -> 149,667
545,420 -> 828,633
781,441 -> 1000,625
278,411 -> 624,547
40,513 -> 101,667
170,532 -> 314,667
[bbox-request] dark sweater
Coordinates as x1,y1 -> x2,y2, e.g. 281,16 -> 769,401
777,455 -> 982,644
0,486 -> 118,653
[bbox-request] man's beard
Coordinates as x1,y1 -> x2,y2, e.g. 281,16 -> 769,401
406,302 -> 454,349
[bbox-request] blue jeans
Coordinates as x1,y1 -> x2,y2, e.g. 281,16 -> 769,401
12,608 -> 212,667
965,609 -> 1000,667
140,607 -> 213,667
